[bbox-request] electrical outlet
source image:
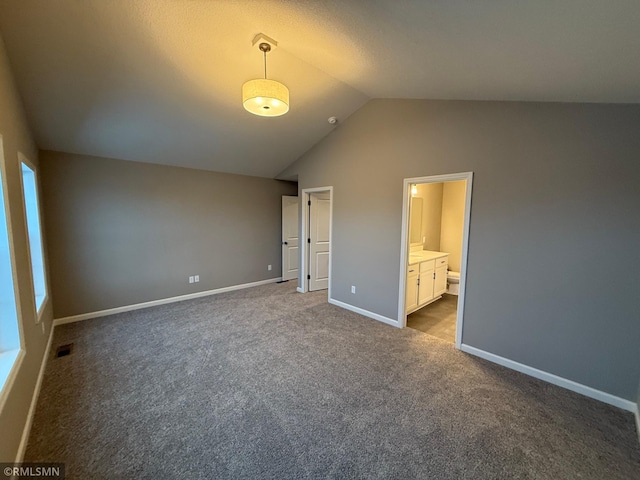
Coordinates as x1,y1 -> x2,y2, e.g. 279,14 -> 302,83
268,264 -> 272,271
189,276 -> 194,284
194,275 -> 200,282
351,286 -> 356,294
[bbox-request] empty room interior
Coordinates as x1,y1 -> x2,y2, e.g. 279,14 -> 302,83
0,2 -> 639,479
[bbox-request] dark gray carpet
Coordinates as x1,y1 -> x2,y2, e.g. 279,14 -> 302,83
25,283 -> 640,479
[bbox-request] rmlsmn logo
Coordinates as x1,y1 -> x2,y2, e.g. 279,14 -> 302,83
0,463 -> 65,479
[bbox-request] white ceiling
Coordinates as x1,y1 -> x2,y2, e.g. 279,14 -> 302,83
0,1 -> 639,178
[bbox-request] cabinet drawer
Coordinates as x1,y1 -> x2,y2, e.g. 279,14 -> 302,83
419,259 -> 435,273
435,256 -> 448,268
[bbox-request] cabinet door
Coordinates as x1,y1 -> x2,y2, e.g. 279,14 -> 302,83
406,269 -> 419,312
434,265 -> 448,297
418,266 -> 434,305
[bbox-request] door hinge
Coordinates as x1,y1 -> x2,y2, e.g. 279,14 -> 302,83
417,278 -> 420,286
433,272 -> 436,279
308,200 -> 311,206
307,238 -> 311,243
307,275 -> 311,280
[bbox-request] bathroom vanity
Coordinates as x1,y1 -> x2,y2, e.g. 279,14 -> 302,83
406,251 -> 449,314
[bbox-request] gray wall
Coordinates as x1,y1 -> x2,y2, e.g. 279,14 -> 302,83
0,35 -> 53,461
40,151 -> 297,318
279,99 -> 640,402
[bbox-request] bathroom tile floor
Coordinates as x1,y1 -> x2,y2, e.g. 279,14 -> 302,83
407,294 -> 458,343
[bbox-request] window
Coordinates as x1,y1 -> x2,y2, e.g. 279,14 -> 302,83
20,157 -> 47,319
0,139 -> 21,394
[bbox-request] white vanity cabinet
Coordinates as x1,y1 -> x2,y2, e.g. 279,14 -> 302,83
434,256 -> 449,297
406,251 -> 449,314
418,260 -> 435,305
406,267 -> 419,312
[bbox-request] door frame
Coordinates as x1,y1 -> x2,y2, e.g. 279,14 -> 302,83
299,186 -> 333,295
397,172 -> 473,349
281,195 -> 299,281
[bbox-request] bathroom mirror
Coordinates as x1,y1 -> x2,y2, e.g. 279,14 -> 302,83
409,197 -> 423,245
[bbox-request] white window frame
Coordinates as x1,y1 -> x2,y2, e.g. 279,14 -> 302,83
18,153 -> 49,323
0,137 -> 25,412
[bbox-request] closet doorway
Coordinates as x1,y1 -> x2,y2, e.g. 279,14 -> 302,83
299,187 -> 333,294
398,173 -> 473,348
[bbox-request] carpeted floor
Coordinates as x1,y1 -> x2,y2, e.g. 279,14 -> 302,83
25,283 -> 640,479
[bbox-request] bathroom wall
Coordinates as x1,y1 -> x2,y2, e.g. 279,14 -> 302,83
440,181 -> 466,272
416,183 -> 443,251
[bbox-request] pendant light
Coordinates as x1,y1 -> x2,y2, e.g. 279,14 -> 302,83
242,42 -> 289,117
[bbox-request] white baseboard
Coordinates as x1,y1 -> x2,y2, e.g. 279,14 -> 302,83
54,277 -> 282,326
14,323 -> 54,462
635,405 -> 640,445
328,298 -> 400,328
460,344 -> 637,413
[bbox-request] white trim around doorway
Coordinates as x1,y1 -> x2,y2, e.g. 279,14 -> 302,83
397,172 -> 473,349
299,186 -> 333,295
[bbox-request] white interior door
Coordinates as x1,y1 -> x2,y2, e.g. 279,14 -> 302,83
281,196 -> 299,281
308,192 -> 330,291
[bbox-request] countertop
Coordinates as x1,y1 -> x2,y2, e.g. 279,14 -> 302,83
408,250 -> 449,265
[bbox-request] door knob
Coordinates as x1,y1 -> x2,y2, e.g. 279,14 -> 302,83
283,241 -> 288,245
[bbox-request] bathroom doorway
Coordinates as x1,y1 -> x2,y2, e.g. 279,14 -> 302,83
398,173 -> 473,348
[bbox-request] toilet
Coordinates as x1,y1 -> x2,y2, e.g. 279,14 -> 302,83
447,270 -> 460,295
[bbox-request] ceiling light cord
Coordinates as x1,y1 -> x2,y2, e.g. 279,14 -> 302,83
259,42 -> 271,80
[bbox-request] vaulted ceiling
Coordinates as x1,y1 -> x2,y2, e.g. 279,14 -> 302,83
0,1 -> 639,178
